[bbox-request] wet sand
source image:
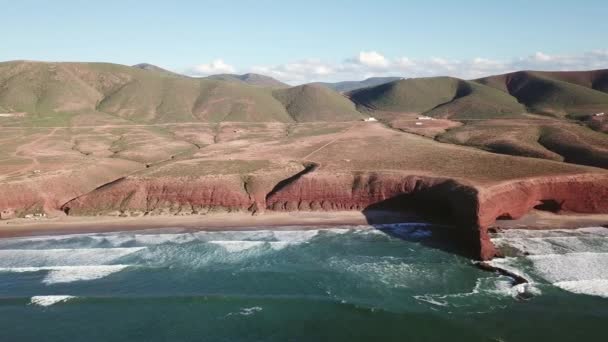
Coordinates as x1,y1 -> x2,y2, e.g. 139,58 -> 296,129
0,209 -> 605,239
0,211 -> 419,238
493,210 -> 608,231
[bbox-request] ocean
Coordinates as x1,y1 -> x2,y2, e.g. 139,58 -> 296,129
0,224 -> 607,341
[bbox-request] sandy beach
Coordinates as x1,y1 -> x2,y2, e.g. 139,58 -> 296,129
493,210 -> 608,231
0,209 -> 606,239
0,210 -> 422,238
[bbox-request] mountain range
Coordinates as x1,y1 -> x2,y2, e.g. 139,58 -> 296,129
2,61 -> 607,125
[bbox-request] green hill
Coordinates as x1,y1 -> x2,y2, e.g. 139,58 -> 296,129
475,70 -> 608,117
0,61 -> 294,123
2,61 -> 608,126
312,77 -> 402,93
350,77 -> 525,119
272,84 -> 364,122
349,77 -> 460,113
0,61 -> 104,115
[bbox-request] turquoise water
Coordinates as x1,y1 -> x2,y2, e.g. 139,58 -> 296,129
0,224 -> 607,341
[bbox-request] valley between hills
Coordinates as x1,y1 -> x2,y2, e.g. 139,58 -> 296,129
0,60 -> 607,259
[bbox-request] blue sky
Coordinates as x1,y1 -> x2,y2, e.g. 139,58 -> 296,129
2,0 -> 607,83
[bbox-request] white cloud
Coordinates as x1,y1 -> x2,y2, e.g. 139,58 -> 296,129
396,57 -> 415,68
186,50 -> 608,84
189,59 -> 236,75
532,51 -> 552,62
251,59 -> 336,84
354,51 -> 390,68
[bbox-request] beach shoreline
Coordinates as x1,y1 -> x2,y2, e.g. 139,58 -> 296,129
0,210 -> 418,238
0,209 -> 606,240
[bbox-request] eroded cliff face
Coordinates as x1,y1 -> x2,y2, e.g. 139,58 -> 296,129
474,173 -> 608,259
0,159 -> 141,219
64,172 -> 472,216
64,176 -> 252,216
62,171 -> 297,217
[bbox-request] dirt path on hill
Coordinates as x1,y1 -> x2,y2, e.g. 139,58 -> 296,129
302,123 -> 360,160
0,127 -> 59,179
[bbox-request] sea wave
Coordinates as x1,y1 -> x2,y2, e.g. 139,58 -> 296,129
0,224 -> 438,250
0,247 -> 145,268
413,275 -> 541,308
0,265 -> 131,284
226,306 -> 264,317
553,279 -> 608,298
29,295 -> 76,306
491,227 -> 608,299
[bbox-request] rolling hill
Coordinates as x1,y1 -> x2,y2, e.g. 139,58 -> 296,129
0,61 -> 298,123
349,77 -> 525,119
475,70 -> 608,117
313,77 -> 402,93
1,60 -> 607,131
272,84 -> 364,122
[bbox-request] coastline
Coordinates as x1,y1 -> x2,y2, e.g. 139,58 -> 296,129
493,210 -> 608,231
0,209 -> 606,240
0,210 -> 419,238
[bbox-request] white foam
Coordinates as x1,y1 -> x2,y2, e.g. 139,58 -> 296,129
486,257 -> 533,281
528,252 -> 608,283
0,247 -> 144,268
226,306 -> 263,317
0,227 -> 365,252
29,295 -> 76,307
554,279 -> 608,298
328,257 -> 423,289
413,295 -> 449,306
98,229 -> 322,247
42,265 -> 130,284
494,227 -> 608,239
208,240 -> 298,253
209,241 -> 265,253
490,227 -> 608,298
272,230 -> 319,242
238,306 -> 263,316
414,275 -> 541,308
0,265 -> 131,284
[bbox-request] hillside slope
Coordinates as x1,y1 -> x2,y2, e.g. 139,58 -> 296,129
273,84 -> 364,122
313,77 -> 402,93
350,77 -> 525,119
0,61 -> 295,123
476,70 -> 608,117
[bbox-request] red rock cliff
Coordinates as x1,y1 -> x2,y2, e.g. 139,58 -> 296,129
475,173 -> 608,259
12,169 -> 608,261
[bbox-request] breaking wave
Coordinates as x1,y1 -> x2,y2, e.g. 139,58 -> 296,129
0,247 -> 143,284
491,227 -> 608,299
29,295 -> 76,307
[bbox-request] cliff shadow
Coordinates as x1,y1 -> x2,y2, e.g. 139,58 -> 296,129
361,191 -> 480,259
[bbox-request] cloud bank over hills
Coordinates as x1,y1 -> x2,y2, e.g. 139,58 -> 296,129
186,50 -> 608,84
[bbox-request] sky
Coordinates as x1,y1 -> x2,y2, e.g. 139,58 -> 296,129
2,0 -> 608,84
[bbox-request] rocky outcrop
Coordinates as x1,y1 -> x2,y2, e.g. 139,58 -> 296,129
62,173 -> 288,216
266,172 -> 477,218
0,159 -> 141,218
475,173 -> 608,259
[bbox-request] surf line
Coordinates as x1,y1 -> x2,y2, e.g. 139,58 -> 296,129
474,260 -> 534,300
